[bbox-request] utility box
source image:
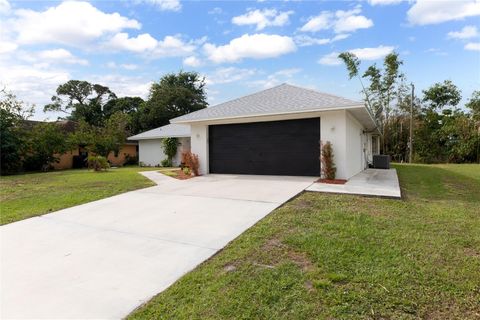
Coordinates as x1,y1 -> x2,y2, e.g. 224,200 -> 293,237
373,155 -> 390,169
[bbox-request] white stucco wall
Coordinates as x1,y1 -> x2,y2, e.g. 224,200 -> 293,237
138,137 -> 191,167
190,124 -> 209,174
138,139 -> 165,167
345,111 -> 365,179
187,110 -> 368,179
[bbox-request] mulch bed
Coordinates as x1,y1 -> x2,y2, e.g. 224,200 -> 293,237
316,178 -> 347,184
161,169 -> 196,180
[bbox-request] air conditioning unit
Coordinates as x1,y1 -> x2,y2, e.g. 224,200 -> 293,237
373,155 -> 390,169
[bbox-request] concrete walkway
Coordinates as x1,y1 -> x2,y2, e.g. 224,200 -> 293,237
1,172 -> 314,319
306,169 -> 401,198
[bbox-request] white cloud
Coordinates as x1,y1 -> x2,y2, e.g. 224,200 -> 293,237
425,48 -> 448,56
350,45 -> 395,60
368,0 -> 403,5
318,52 -> 343,66
106,62 -> 138,70
318,45 -> 395,65
38,48 -> 89,65
0,0 -> 10,14
206,67 -> 257,85
447,26 -> 478,39
10,1 -> 140,46
0,62 -> 70,116
208,7 -> 222,15
334,8 -> 374,33
88,74 -> 152,98
299,12 -> 331,32
183,56 -> 202,67
203,33 -> 296,63
294,34 -> 349,47
249,68 -> 301,89
107,33 -> 158,52
106,33 -> 198,57
465,42 -> 480,51
141,0 -> 181,11
0,40 -> 17,54
407,0 -> 480,25
150,35 -> 197,57
300,6 -> 373,34
232,8 -> 294,30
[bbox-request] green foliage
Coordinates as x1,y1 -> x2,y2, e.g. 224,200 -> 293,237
320,141 -> 336,179
161,158 -> 172,167
140,71 -> 208,130
103,96 -> 145,134
44,80 -> 117,126
465,90 -> 480,121
422,80 -> 461,111
0,89 -> 34,175
338,52 -> 360,79
69,112 -> 129,157
23,123 -> 68,171
182,166 -> 191,176
87,155 -> 110,171
162,137 -> 178,162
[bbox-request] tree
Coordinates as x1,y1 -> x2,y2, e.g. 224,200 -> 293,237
44,80 -> 116,126
140,71 -> 207,130
69,112 -> 129,158
103,96 -> 145,134
339,52 -> 404,153
422,80 -> 461,111
23,123 -> 68,171
0,89 -> 34,174
466,90 -> 480,121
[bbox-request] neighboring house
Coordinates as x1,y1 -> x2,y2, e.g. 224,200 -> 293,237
170,84 -> 380,179
52,142 -> 138,170
128,124 -> 191,166
23,120 -> 138,170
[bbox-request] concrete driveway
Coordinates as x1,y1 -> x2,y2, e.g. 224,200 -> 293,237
0,172 -> 314,319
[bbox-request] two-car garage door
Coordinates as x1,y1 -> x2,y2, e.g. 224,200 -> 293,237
208,118 -> 320,176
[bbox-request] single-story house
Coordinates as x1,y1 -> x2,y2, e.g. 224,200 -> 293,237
128,124 -> 191,166
169,84 -> 380,180
22,120 -> 138,169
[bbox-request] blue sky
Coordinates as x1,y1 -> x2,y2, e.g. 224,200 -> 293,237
0,0 -> 479,120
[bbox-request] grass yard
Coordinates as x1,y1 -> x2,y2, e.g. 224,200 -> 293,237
129,164 -> 480,319
0,166 -> 157,225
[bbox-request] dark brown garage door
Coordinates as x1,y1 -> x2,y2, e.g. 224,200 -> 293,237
208,118 -> 320,176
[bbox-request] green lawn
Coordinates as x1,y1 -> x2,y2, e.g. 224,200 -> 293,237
129,164 -> 480,320
0,166 -> 157,225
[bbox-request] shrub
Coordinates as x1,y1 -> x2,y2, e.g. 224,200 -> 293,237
87,155 -> 110,171
183,167 -> 191,176
320,141 -> 336,180
181,151 -> 200,176
124,155 -> 138,166
162,137 -> 178,164
161,158 -> 172,167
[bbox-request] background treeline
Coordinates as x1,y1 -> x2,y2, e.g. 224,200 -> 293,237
339,52 -> 479,163
0,71 -> 207,175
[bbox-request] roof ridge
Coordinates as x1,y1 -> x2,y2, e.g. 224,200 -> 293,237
211,83 -> 287,108
282,83 -> 362,104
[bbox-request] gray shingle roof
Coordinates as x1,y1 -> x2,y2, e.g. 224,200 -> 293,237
171,83 -> 363,123
128,124 -> 190,140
